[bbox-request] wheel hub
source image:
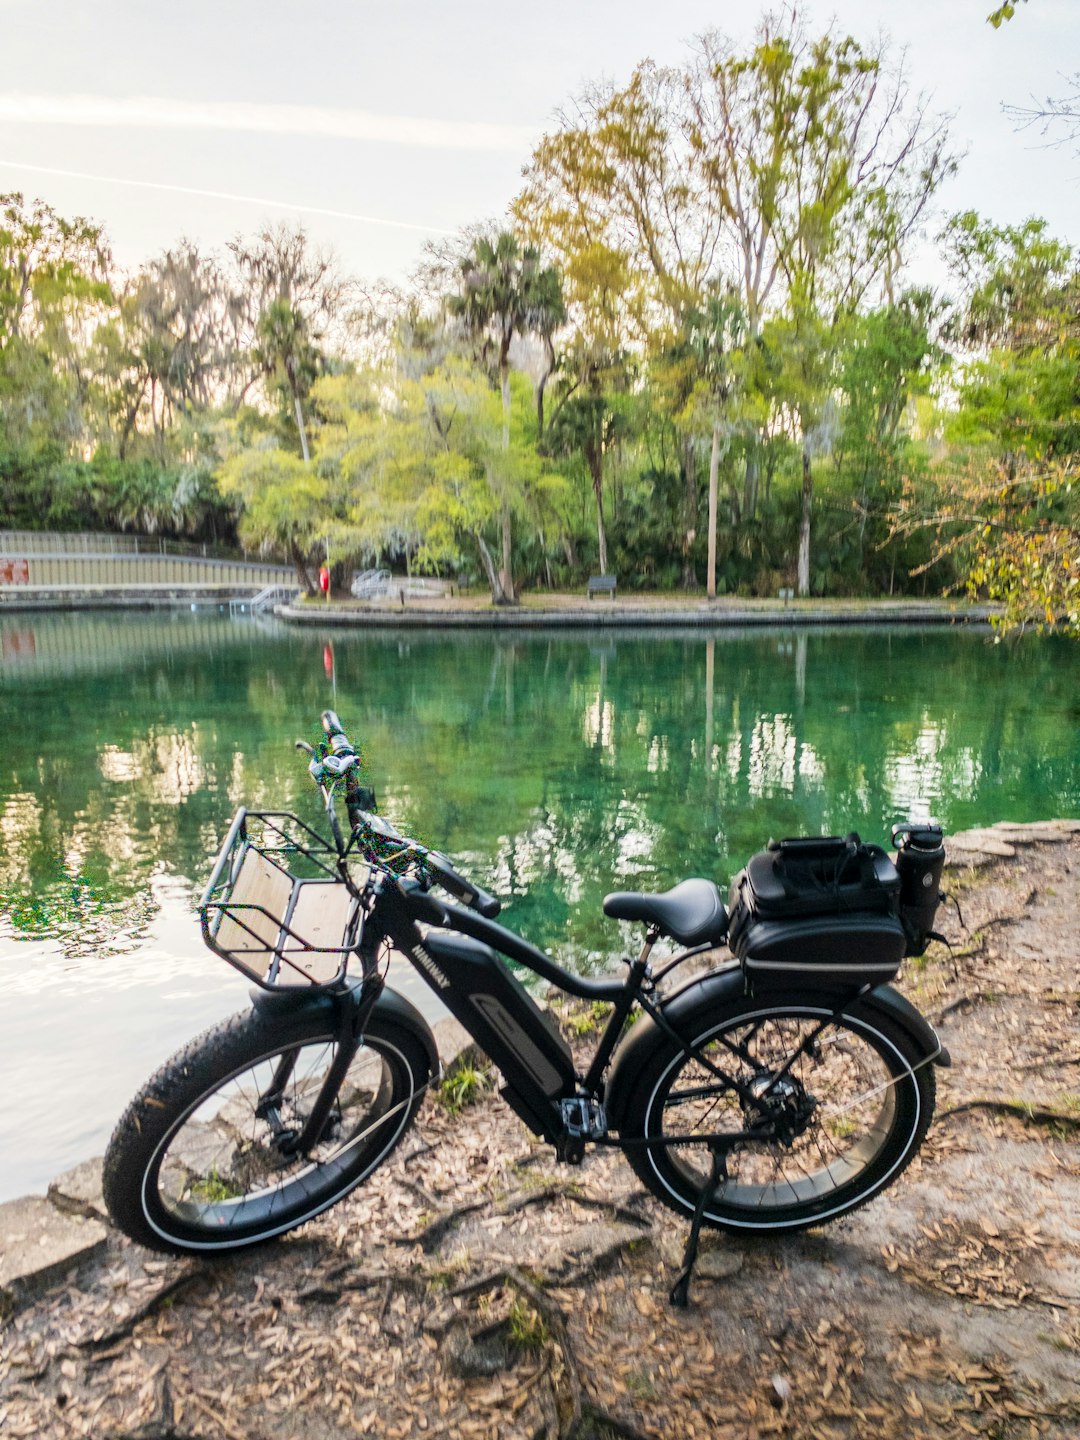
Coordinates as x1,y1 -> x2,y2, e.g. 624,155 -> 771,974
743,1072 -> 816,1143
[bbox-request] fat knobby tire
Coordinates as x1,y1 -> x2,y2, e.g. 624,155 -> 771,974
102,1005 -> 430,1255
617,990 -> 936,1233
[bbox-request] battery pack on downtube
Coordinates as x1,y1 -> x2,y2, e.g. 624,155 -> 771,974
416,931 -> 577,1140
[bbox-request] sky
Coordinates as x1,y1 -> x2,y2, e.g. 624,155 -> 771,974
0,0 -> 1077,294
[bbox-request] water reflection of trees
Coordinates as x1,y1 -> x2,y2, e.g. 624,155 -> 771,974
1,617 -> 1077,961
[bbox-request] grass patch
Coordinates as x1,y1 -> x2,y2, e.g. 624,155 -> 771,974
435,1057 -> 490,1114
188,1168 -> 244,1202
508,1296 -> 549,1351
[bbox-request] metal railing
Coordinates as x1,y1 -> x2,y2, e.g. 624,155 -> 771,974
230,584 -> 300,614
1,554 -> 293,589
0,530 -> 265,563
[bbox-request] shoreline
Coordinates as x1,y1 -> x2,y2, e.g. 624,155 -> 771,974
277,596 -> 995,629
4,820 -> 1080,1438
0,589 -> 999,627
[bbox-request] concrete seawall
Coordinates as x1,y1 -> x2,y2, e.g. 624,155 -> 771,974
276,598 -> 997,630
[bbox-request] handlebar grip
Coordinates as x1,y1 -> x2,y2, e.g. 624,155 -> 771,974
321,710 -> 357,760
468,885 -> 502,920
427,850 -> 501,918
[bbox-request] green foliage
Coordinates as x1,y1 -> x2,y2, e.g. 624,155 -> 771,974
435,1057 -> 489,1114
962,460 -> 1079,635
988,2 -> 1027,27
507,1297 -> 549,1352
0,31 -> 1075,633
216,439 -> 325,587
560,1000 -> 609,1039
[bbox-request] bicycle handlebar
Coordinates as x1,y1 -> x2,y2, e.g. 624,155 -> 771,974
305,712 -> 501,918
423,849 -> 502,919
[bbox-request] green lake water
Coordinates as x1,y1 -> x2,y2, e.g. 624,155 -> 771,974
1,612 -> 1078,1199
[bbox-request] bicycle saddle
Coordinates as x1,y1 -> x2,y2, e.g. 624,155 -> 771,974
602,879 -> 729,946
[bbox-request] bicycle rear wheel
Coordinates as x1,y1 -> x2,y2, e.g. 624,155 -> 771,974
103,1004 -> 431,1254
617,993 -> 935,1233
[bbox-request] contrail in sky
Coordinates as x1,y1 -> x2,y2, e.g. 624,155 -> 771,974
0,94 -> 536,153
0,159 -> 457,235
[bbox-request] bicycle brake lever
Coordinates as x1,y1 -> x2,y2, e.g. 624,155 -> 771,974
322,753 -> 357,778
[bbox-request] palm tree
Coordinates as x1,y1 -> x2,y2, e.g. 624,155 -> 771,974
255,298 -> 321,462
448,232 -> 564,601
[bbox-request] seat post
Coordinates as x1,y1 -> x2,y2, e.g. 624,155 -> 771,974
581,925 -> 661,1096
633,925 -> 660,980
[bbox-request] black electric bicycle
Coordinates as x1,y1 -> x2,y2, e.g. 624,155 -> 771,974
103,711 -> 951,1302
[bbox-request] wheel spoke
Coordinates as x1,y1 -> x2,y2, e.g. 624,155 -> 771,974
148,1030 -> 420,1245
630,1002 -> 930,1230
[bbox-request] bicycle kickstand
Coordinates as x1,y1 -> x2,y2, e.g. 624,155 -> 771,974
669,1146 -> 726,1309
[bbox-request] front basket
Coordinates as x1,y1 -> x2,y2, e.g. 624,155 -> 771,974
200,809 -> 366,989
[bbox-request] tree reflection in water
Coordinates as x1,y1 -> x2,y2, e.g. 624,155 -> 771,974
1,614 -> 1077,966
1,612 -> 1077,1196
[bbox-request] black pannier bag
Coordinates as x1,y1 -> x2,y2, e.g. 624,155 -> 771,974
727,833 -> 907,988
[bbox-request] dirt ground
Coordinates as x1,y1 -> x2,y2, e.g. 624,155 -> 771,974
2,830 -> 1079,1440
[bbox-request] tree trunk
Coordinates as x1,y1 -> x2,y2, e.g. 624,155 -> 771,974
856,467 -> 870,575
706,421 -> 720,600
476,533 -> 510,605
680,437 -> 698,590
797,442 -> 813,598
536,335 -> 555,441
289,540 -> 316,596
500,362 -> 511,452
118,395 -> 141,461
293,389 -> 311,464
496,354 -> 517,600
498,503 -> 516,603
743,444 -> 759,521
587,443 -> 608,576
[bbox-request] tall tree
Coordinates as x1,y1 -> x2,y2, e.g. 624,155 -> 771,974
0,192 -> 110,349
0,192 -> 112,519
228,224 -> 345,462
94,242 -> 238,461
686,12 -> 954,594
517,64 -> 725,586
682,288 -> 747,597
833,291 -> 940,583
446,231 -> 564,601
943,213 -> 1079,468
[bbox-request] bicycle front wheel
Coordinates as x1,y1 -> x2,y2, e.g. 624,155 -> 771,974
103,1004 -> 431,1255
618,994 -> 935,1233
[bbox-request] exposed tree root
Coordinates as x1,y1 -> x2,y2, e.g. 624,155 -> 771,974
396,1197 -> 489,1252
939,1099 -> 1080,1131
477,1266 -> 649,1440
932,993 -> 980,1023
295,1267 -> 427,1304
106,1371 -> 201,1440
554,1234 -> 647,1288
399,1183 -> 652,1254
78,1269 -> 203,1352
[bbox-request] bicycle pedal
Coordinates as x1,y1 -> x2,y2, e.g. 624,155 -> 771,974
559,1096 -> 608,1140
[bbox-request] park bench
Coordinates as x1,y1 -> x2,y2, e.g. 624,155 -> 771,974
587,575 -> 617,600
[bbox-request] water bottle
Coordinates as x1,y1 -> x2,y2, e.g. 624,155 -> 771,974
891,822 -> 946,956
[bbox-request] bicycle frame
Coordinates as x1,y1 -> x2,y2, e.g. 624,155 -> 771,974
344,868 -> 811,1164
261,749 -> 925,1171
